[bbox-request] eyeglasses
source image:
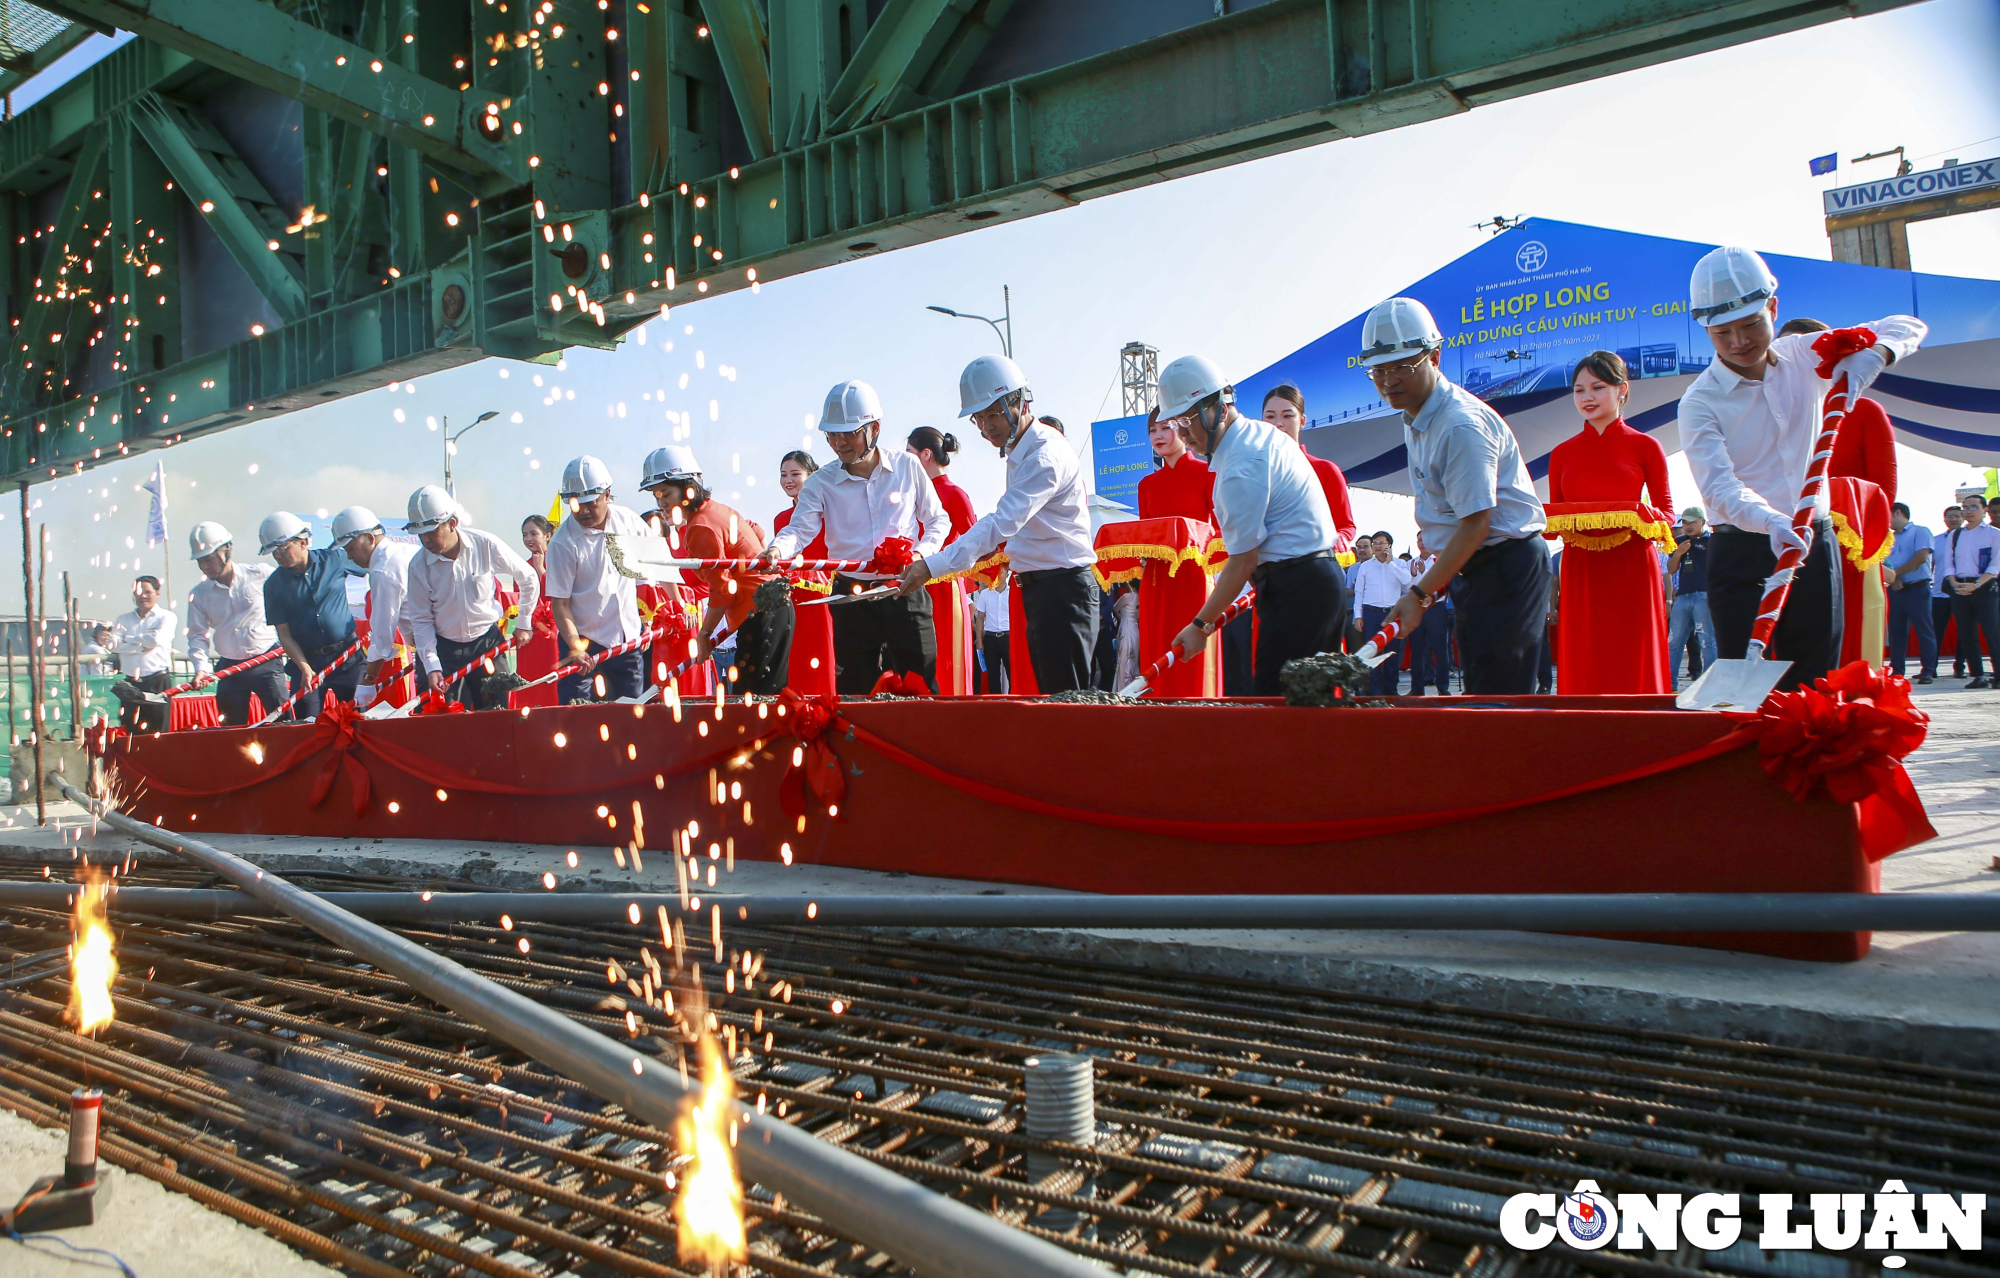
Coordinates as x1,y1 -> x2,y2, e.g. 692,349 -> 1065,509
1367,356 -> 1430,382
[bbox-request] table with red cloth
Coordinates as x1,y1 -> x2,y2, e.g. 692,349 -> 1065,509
1094,517 -> 1226,697
1828,476 -> 1893,668
168,691 -> 269,730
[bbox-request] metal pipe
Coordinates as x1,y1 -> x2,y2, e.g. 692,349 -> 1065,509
19,482 -> 41,825
5,880 -> 1999,933
49,778 -> 1100,1278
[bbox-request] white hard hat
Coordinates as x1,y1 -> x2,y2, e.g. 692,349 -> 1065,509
405,485 -> 460,534
330,505 -> 384,547
820,379 -> 883,432
1156,355 -> 1233,421
189,520 -> 231,561
1689,246 -> 1778,328
1358,297 -> 1444,367
956,355 -> 1030,418
559,454 -> 615,499
256,511 -> 310,555
640,444 -> 703,490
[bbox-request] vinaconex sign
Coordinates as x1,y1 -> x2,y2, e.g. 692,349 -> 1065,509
1823,158 -> 2000,216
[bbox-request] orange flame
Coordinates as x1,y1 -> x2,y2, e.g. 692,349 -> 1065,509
676,1033 -> 746,1268
69,869 -> 117,1033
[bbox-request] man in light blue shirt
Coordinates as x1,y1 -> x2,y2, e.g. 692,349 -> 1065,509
1360,298 -> 1547,694
1884,502 -> 1935,682
1163,354 -> 1340,695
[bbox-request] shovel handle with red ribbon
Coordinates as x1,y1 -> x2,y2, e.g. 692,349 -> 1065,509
1747,371 -> 1853,661
256,639 -> 365,726
150,646 -> 285,704
1355,615 -> 1406,669
1118,590 -> 1256,698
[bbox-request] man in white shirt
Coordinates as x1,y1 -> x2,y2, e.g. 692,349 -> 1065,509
1162,356 -> 1339,696
1942,495 -> 2000,689
184,520 -> 285,726
398,487 -> 539,709
1363,298 -> 1548,695
1934,505 -> 1965,678
971,574 -> 1012,694
901,357 -> 1098,693
545,457 -> 651,703
112,575 -> 177,732
1350,533 -> 1410,695
765,380 -> 947,693
331,505 -> 420,709
1678,245 -> 1926,690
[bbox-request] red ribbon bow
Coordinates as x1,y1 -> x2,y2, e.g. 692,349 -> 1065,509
307,700 -> 373,816
776,687 -> 847,823
868,670 -> 932,697
414,690 -> 468,716
1810,326 -> 1877,379
1744,659 -> 1934,861
864,536 -> 917,576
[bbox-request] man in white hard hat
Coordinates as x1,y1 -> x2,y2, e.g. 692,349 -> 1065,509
763,380 -> 949,693
260,511 -> 362,717
109,574 -> 178,732
1678,246 -> 1927,690
899,356 -> 1098,692
545,455 -> 652,702
1162,354 -> 1341,695
332,505 -> 419,709
1362,297 -> 1549,695
183,521 -> 286,725
642,445 -> 793,695
399,486 -> 540,709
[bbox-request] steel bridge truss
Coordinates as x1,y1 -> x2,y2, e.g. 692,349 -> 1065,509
0,0 -> 1914,486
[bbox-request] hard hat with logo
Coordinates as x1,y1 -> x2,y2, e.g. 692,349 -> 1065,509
640,444 -> 703,491
559,455 -> 615,499
1156,355 -> 1233,421
819,380 -> 883,432
1688,247 -> 1778,328
189,520 -> 232,561
405,485 -> 460,534
956,354 -> 1031,418
330,505 -> 385,547
256,511 -> 311,555
1358,298 -> 1444,367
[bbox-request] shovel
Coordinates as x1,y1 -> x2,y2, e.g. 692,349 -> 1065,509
1677,373 -> 1852,712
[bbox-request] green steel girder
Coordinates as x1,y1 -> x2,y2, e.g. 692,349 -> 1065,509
7,122 -> 107,400
0,0 -> 1925,489
129,94 -> 308,324
47,0 -> 528,188
821,0 -> 1014,134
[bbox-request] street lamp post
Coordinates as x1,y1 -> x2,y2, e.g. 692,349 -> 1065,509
926,285 -> 1012,357
443,411 -> 500,495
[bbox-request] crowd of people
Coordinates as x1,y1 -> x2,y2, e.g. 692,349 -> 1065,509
98,244 -> 1981,730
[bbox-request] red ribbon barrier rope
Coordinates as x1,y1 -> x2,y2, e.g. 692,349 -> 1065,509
1119,590 -> 1255,697
159,647 -> 284,702
257,639 -> 364,725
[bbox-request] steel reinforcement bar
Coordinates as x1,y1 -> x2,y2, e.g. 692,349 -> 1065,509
52,778 -> 1101,1278
6,880 -> 2000,932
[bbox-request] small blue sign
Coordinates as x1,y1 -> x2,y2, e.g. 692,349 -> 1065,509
1090,413 -> 1153,511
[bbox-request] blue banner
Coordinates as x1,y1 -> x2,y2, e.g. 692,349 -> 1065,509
1091,413 -> 1153,511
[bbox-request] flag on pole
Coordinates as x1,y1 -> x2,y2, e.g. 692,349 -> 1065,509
1809,153 -> 1838,177
548,492 -> 565,525
141,460 -> 169,549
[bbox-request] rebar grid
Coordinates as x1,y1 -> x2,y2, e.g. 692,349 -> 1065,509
0,863 -> 1995,1278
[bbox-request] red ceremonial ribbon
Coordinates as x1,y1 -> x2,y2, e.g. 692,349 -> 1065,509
868,670 -> 932,697
163,647 -> 285,701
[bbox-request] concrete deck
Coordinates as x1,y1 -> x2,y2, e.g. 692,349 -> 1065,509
2,681 -> 1996,1067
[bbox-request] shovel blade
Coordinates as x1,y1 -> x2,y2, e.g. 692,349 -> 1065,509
1676,657 -> 1792,711
1363,649 -> 1397,669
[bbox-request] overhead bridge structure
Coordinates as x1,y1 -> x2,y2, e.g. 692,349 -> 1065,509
0,0 -> 1918,487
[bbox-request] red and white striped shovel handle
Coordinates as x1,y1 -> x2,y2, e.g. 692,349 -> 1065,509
1118,591 -> 1256,697
1747,373 -> 1850,660
257,639 -> 364,725
1356,615 -> 1405,665
156,646 -> 284,702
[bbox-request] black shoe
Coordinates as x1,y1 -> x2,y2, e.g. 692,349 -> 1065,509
1968,678 -> 1992,690
1916,674 -> 1934,685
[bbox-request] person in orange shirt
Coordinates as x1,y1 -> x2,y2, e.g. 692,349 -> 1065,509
641,445 -> 793,696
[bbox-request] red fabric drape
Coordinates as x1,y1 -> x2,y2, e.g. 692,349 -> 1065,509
1007,580 -> 1038,696
1828,397 -> 1897,502
928,577 -> 973,695
513,568 -> 560,708
1829,476 -> 1892,668
1095,517 -> 1222,698
773,506 -> 836,697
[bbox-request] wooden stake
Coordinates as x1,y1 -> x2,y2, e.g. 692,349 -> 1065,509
19,483 -> 42,825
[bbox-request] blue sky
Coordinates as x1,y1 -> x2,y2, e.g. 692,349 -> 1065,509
14,0 -> 2000,617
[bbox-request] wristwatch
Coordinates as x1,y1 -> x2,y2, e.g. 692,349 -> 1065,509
1409,583 -> 1434,609
1191,616 -> 1218,635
